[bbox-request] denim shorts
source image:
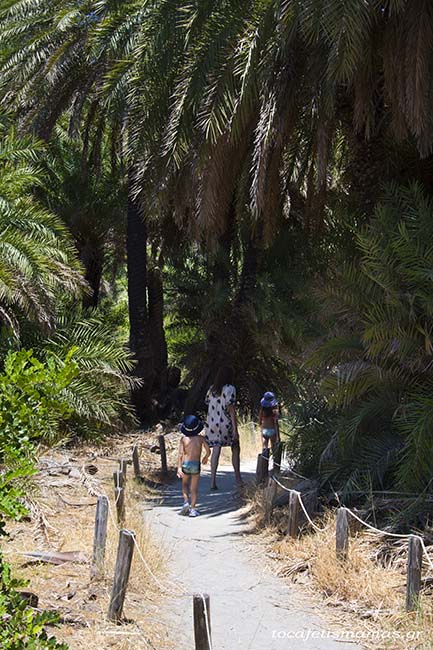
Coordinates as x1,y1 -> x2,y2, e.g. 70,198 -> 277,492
262,428 -> 276,439
182,460 -> 201,475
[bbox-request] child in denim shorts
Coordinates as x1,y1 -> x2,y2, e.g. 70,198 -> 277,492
177,415 -> 210,517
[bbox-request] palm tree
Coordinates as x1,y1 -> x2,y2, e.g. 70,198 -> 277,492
43,126 -> 126,308
310,183 -> 433,495
0,128 -> 83,335
3,0 -> 433,417
0,0 -> 181,421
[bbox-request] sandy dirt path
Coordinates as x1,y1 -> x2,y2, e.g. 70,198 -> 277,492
144,463 -> 363,650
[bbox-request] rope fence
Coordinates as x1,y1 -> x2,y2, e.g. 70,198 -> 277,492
86,449 -> 213,650
262,465 -> 433,612
269,473 -> 433,569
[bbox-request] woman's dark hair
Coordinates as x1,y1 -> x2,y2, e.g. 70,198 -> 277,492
212,366 -> 234,395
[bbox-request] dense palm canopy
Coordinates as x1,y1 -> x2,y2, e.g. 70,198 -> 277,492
0,0 -> 432,511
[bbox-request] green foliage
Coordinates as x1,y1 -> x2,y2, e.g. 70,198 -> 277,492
45,311 -> 137,436
0,348 -> 77,457
0,129 -> 83,334
0,556 -> 68,650
0,557 -> 67,650
309,183 -> 433,496
0,348 -> 70,649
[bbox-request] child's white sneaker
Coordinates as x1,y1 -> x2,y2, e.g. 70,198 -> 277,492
180,501 -> 190,516
189,508 -> 200,517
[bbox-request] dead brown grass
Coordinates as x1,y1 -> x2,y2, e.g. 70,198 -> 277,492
4,431 -> 180,650
243,485 -> 433,650
219,418 -> 261,464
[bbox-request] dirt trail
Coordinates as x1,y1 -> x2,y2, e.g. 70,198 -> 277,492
144,462 -> 364,650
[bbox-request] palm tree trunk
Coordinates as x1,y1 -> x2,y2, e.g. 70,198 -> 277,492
81,243 -> 103,309
127,182 -> 154,424
148,263 -> 168,397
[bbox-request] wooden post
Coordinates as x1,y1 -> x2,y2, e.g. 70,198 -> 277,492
287,491 -> 300,538
256,453 -> 268,487
107,529 -> 136,622
114,487 -> 125,524
91,496 -> 108,578
265,479 -> 278,523
336,507 -> 349,561
119,458 -> 128,480
159,434 -> 168,475
193,593 -> 211,650
406,535 -> 422,612
132,445 -> 140,479
113,469 -> 124,490
272,441 -> 283,475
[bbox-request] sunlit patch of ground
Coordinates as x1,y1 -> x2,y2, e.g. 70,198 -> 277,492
5,431 -> 181,650
242,484 -> 433,650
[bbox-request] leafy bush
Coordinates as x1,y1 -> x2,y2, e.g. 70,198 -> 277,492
0,348 -> 70,649
45,312 -> 137,437
0,348 -> 77,460
0,558 -> 67,650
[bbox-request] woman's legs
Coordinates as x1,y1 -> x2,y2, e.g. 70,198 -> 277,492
210,446 -> 221,489
231,441 -> 242,486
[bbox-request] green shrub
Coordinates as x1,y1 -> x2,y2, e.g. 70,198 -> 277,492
0,348 -> 77,461
0,557 -> 67,650
0,347 -> 73,648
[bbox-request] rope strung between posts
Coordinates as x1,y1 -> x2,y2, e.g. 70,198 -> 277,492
258,449 -> 309,480
114,471 -> 121,505
103,483 -> 177,595
91,467 -> 214,650
271,475 -> 326,533
343,507 -> 433,571
270,475 -> 433,571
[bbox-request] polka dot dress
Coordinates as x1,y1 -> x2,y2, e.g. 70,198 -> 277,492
204,384 -> 236,447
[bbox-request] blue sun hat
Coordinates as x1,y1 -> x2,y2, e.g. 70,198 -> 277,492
180,414 -> 204,437
260,391 -> 278,408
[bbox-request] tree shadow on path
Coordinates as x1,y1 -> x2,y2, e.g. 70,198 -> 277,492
156,465 -> 256,519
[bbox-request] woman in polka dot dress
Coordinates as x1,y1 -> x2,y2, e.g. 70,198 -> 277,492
205,366 -> 243,490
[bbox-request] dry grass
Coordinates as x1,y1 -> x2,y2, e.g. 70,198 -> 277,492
219,418 -> 261,464
243,485 -> 433,649
4,432 -> 179,650
273,514 -> 404,610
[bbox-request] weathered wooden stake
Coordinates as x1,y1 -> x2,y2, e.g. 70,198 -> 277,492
336,507 -> 349,561
132,445 -> 141,479
119,458 -> 128,480
256,453 -> 268,487
91,495 -> 109,578
272,441 -> 283,475
113,469 -> 124,490
159,434 -> 168,475
406,535 -> 422,612
193,593 -> 211,650
107,529 -> 136,622
114,486 -> 125,524
265,479 -> 278,522
287,490 -> 300,538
